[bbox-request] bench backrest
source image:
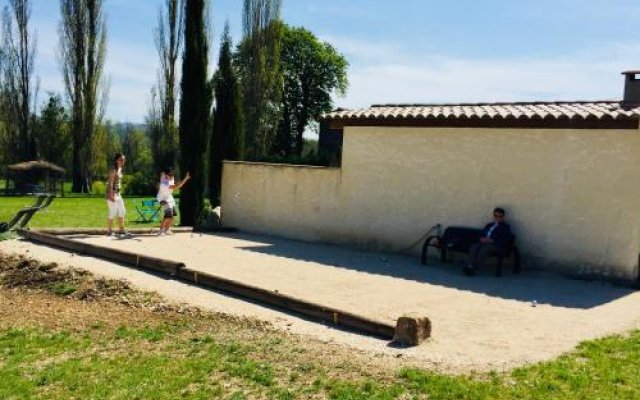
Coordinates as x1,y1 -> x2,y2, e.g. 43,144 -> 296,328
441,227 -> 483,252
442,226 -> 516,254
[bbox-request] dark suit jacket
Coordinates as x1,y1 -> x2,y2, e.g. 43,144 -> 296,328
481,222 -> 511,248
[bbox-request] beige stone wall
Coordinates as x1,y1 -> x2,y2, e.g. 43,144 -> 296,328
221,162 -> 344,242
222,127 -> 640,281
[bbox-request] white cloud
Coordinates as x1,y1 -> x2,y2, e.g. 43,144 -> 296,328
326,36 -> 640,109
32,16 -> 640,121
33,14 -> 159,123
33,17 -> 64,101
101,39 -> 159,122
319,34 -> 403,63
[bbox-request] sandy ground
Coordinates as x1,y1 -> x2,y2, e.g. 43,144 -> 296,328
2,231 -> 640,373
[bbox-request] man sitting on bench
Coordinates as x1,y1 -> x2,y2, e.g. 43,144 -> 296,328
464,207 -> 511,276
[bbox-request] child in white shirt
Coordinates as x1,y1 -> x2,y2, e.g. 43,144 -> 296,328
157,167 -> 190,235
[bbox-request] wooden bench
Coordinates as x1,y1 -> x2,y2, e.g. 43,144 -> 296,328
420,226 -> 521,276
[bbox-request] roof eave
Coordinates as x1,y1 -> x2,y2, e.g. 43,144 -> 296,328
323,115 -> 640,130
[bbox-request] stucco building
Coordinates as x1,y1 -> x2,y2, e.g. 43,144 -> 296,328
221,72 -> 640,284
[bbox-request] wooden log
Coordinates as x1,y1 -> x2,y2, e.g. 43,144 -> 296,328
393,313 -> 432,346
19,230 -> 185,276
38,227 -> 237,237
37,227 -> 194,236
20,229 -> 397,340
193,227 -> 239,234
176,267 -> 396,339
19,229 -> 87,253
137,255 -> 186,276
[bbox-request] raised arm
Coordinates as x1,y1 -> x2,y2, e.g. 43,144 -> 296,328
171,171 -> 191,190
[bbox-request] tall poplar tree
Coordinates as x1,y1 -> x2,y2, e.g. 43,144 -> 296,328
209,23 -> 244,207
59,0 -> 108,193
1,0 -> 38,163
178,0 -> 211,226
149,0 -> 183,173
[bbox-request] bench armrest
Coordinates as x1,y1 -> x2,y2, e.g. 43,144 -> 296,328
425,235 -> 441,247
421,235 -> 442,265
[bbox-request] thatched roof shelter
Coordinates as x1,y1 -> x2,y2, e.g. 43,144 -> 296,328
6,160 -> 65,175
4,160 -> 65,196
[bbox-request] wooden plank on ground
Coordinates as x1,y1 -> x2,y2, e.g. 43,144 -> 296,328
19,229 -> 396,340
37,227 -> 237,236
37,227 -> 193,236
176,267 -> 396,339
19,230 -> 185,275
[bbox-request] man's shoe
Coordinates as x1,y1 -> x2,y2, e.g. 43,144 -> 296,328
463,265 -> 475,276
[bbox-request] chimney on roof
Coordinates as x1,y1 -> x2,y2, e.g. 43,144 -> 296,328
622,71 -> 640,105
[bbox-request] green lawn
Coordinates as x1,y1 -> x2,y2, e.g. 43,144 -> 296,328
1,317 -> 639,399
1,255 -> 640,399
0,196 -> 173,228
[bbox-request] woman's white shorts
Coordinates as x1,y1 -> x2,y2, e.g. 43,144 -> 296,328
107,195 -> 126,219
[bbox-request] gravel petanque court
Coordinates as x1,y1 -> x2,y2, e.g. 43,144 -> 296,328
3,231 -> 640,372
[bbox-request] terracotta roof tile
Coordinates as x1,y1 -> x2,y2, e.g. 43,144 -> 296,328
324,101 -> 640,129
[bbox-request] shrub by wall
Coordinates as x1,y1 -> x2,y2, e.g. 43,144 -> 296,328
122,173 -> 157,196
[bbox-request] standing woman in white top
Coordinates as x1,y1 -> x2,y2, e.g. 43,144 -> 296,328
106,153 -> 129,236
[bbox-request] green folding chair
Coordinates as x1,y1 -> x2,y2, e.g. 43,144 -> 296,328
134,199 -> 161,223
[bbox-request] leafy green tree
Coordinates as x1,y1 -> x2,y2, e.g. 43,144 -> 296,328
121,126 -> 153,177
237,0 -> 283,158
178,0 -> 211,226
277,25 -> 348,156
209,23 -> 244,207
36,93 -> 71,170
91,122 -> 111,179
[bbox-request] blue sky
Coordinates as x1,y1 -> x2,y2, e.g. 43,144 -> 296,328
31,0 -> 640,122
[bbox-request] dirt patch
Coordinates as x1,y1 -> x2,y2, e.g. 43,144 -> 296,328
0,252 -> 188,334
0,252 -> 206,317
0,251 -> 405,383
1,254 -> 87,289
0,289 -> 162,334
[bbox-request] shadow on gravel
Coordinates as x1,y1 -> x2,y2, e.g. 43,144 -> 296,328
221,232 -> 636,310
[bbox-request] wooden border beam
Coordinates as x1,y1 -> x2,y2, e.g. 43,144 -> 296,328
175,267 -> 395,339
19,229 -> 396,340
19,230 -> 184,275
36,227 -> 237,236
36,227 -> 193,236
